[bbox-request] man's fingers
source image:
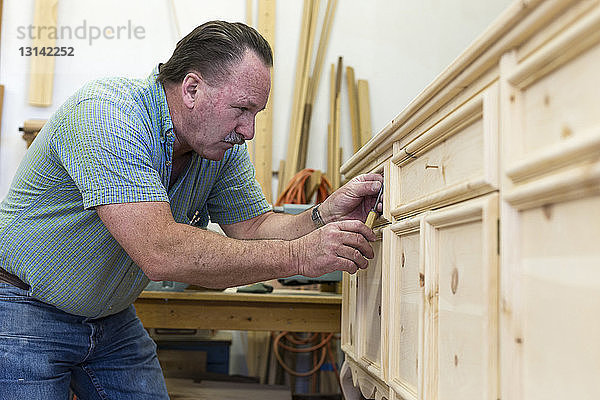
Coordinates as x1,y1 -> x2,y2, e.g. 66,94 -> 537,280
335,220 -> 377,242
336,258 -> 358,274
355,173 -> 383,184
349,180 -> 382,198
335,244 -> 370,269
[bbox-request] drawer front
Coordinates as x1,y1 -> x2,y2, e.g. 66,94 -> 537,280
341,272 -> 358,358
388,217 -> 424,400
502,7 -> 600,184
391,86 -> 499,219
519,195 -> 600,400
422,194 -> 499,400
502,160 -> 600,400
357,238 -> 384,378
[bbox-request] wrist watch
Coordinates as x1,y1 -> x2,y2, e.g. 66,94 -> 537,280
311,203 -> 326,228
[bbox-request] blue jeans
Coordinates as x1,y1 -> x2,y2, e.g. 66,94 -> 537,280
0,283 -> 169,399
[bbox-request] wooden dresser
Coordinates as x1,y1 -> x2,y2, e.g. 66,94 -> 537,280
339,1 -> 600,399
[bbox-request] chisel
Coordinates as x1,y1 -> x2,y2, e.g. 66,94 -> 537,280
365,183 -> 384,229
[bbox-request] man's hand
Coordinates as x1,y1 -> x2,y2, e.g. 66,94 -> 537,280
290,220 -> 377,276
321,173 -> 383,224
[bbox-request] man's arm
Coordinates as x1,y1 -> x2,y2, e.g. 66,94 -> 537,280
97,201 -> 375,288
219,209 -> 315,240
220,173 -> 384,241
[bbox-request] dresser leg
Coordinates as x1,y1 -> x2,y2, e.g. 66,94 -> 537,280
340,361 -> 362,400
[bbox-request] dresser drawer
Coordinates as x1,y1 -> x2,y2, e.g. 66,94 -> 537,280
355,233 -> 386,380
390,85 -> 499,219
388,216 -> 424,400
502,7 -> 600,185
501,159 -> 600,400
422,194 -> 499,400
341,272 -> 358,359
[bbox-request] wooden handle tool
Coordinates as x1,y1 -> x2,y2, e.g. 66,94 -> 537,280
365,183 -> 384,229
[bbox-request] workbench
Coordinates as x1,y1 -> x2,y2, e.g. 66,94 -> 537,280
135,289 -> 342,333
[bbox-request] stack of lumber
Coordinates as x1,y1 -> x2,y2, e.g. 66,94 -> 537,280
327,58 -> 342,190
280,0 -> 337,196
345,67 -> 372,154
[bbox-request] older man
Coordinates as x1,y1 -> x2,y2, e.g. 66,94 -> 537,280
0,21 -> 382,399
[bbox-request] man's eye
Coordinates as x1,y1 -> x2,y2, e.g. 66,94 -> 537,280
236,106 -> 248,112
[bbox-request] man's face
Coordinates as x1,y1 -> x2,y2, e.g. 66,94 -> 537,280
178,50 -> 271,160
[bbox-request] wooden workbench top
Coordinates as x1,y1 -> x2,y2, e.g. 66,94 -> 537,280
138,289 -> 342,304
135,289 -> 342,332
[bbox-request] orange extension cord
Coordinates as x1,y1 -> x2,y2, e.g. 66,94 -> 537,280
271,331 -> 340,381
273,331 -> 341,391
275,169 -> 331,206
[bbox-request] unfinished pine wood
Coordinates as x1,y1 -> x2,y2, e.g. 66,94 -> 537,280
304,169 -> 321,200
380,227 -> 391,383
282,0 -> 315,192
346,66 -> 361,153
298,0 -> 337,170
306,0 -> 337,105
423,194 -> 499,400
341,272 -> 354,354
28,0 -> 58,107
332,57 -> 343,190
135,290 -> 341,333
254,0 -> 276,202
246,0 -> 253,27
246,331 -> 270,383
356,238 -> 383,378
388,217 -> 423,400
505,13 -> 600,183
345,358 -> 390,400
341,272 -> 358,359
340,2 -> 600,399
514,195 -> 600,400
357,79 -> 372,147
327,63 -> 336,184
283,0 -> 320,189
390,86 -> 499,219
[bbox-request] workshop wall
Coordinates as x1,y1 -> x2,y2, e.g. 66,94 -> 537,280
0,0 -> 511,201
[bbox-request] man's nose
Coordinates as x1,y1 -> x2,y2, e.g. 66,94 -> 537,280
238,116 -> 255,141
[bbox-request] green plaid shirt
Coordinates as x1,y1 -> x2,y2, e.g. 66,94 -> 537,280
0,68 -> 270,318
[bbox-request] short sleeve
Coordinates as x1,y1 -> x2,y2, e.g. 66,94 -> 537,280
51,98 -> 169,209
206,143 -> 271,225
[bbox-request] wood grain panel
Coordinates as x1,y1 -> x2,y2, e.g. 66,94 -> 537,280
389,217 -> 423,400
423,194 -> 498,400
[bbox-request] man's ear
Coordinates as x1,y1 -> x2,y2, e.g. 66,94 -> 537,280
180,72 -> 203,109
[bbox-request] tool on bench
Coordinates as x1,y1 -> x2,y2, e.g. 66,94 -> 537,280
365,183 -> 384,229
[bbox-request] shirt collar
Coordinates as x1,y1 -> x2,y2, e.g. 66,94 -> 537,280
149,65 -> 174,141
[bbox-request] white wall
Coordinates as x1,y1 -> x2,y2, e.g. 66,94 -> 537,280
0,0 -> 511,201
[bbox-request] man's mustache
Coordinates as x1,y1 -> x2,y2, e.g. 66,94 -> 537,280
224,131 -> 245,145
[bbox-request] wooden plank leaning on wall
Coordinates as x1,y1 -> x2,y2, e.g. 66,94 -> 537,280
357,79 -> 372,148
281,0 -> 318,193
253,0 -> 276,203
298,0 -> 337,171
28,0 -> 59,107
345,66 -> 361,154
